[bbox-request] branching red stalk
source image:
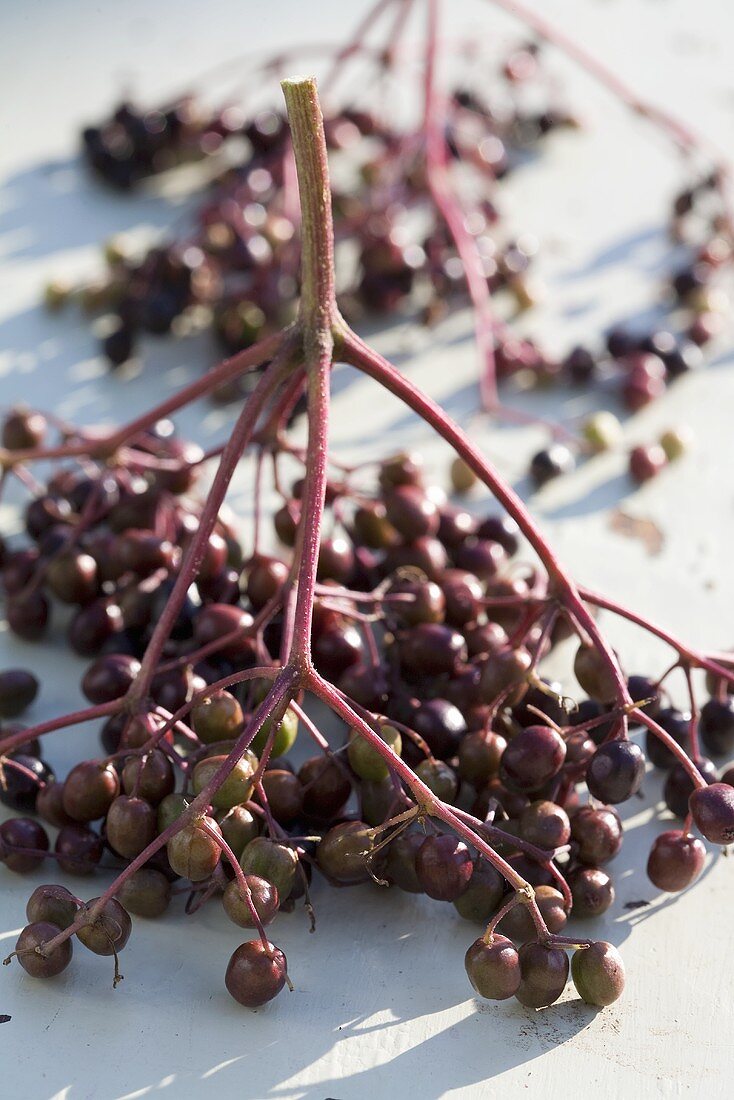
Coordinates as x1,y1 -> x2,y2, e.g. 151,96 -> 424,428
309,672 -> 538,899
8,71 -> 732,987
422,0 -> 501,413
279,78 -> 338,671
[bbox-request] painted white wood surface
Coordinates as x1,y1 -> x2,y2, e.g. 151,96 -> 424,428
0,2 -> 733,1097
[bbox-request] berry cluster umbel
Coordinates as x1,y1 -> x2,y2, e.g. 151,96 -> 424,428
1,76 -> 733,1014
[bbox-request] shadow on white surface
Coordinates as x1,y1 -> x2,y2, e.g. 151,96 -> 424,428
558,224 -> 673,282
0,157 -> 183,262
2,763 -> 722,1100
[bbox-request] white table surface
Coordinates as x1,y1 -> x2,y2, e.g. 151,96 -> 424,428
1,1 -> 733,1097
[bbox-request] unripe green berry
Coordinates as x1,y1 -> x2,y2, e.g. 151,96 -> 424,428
157,793 -> 190,833
450,457 -> 478,494
347,723 -> 401,781
239,837 -> 298,899
415,758 -> 458,802
571,941 -> 625,1006
659,426 -> 693,461
582,411 -> 622,452
250,706 -> 299,758
192,754 -> 256,810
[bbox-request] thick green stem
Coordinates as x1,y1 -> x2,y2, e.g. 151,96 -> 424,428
280,78 -> 337,334
280,77 -> 337,670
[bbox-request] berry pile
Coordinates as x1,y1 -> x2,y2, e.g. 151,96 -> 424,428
2,65 -> 733,1018
80,97 -> 250,192
0,410 -> 215,650
2,403 -> 733,1009
51,54 -> 573,392
44,0 -> 732,487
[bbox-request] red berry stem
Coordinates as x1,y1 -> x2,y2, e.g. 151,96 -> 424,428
279,78 -> 338,672
289,703 -> 355,793
384,0 -> 418,74
0,700 -> 121,758
483,892 -> 522,941
320,0 -> 401,98
682,664 -> 701,761
633,708 -> 706,788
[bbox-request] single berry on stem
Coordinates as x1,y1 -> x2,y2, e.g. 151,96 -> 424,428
647,830 -> 705,892
515,942 -> 569,1009
225,940 -> 289,1008
7,921 -> 73,979
571,941 -> 625,1006
465,934 -> 521,1000
689,783 -> 734,845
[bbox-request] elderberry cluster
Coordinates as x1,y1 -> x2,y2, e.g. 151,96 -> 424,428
43,28 -> 732,501
2,412 -> 733,1010
3,28 -> 734,1017
47,41 -> 576,394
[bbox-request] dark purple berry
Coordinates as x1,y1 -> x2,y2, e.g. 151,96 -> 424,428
689,783 -> 734,845
500,725 -> 566,793
465,934 -> 521,1000
647,830 -> 705,891
55,824 -> 104,874
225,940 -> 288,1008
664,757 -> 717,818
699,698 -> 734,756
415,834 -> 472,901
516,942 -> 569,1008
586,740 -> 645,804
571,805 -> 623,864
0,817 -> 49,872
529,444 -> 575,487
568,866 -> 615,918
453,860 -> 505,922
0,668 -> 39,718
645,708 -> 690,770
